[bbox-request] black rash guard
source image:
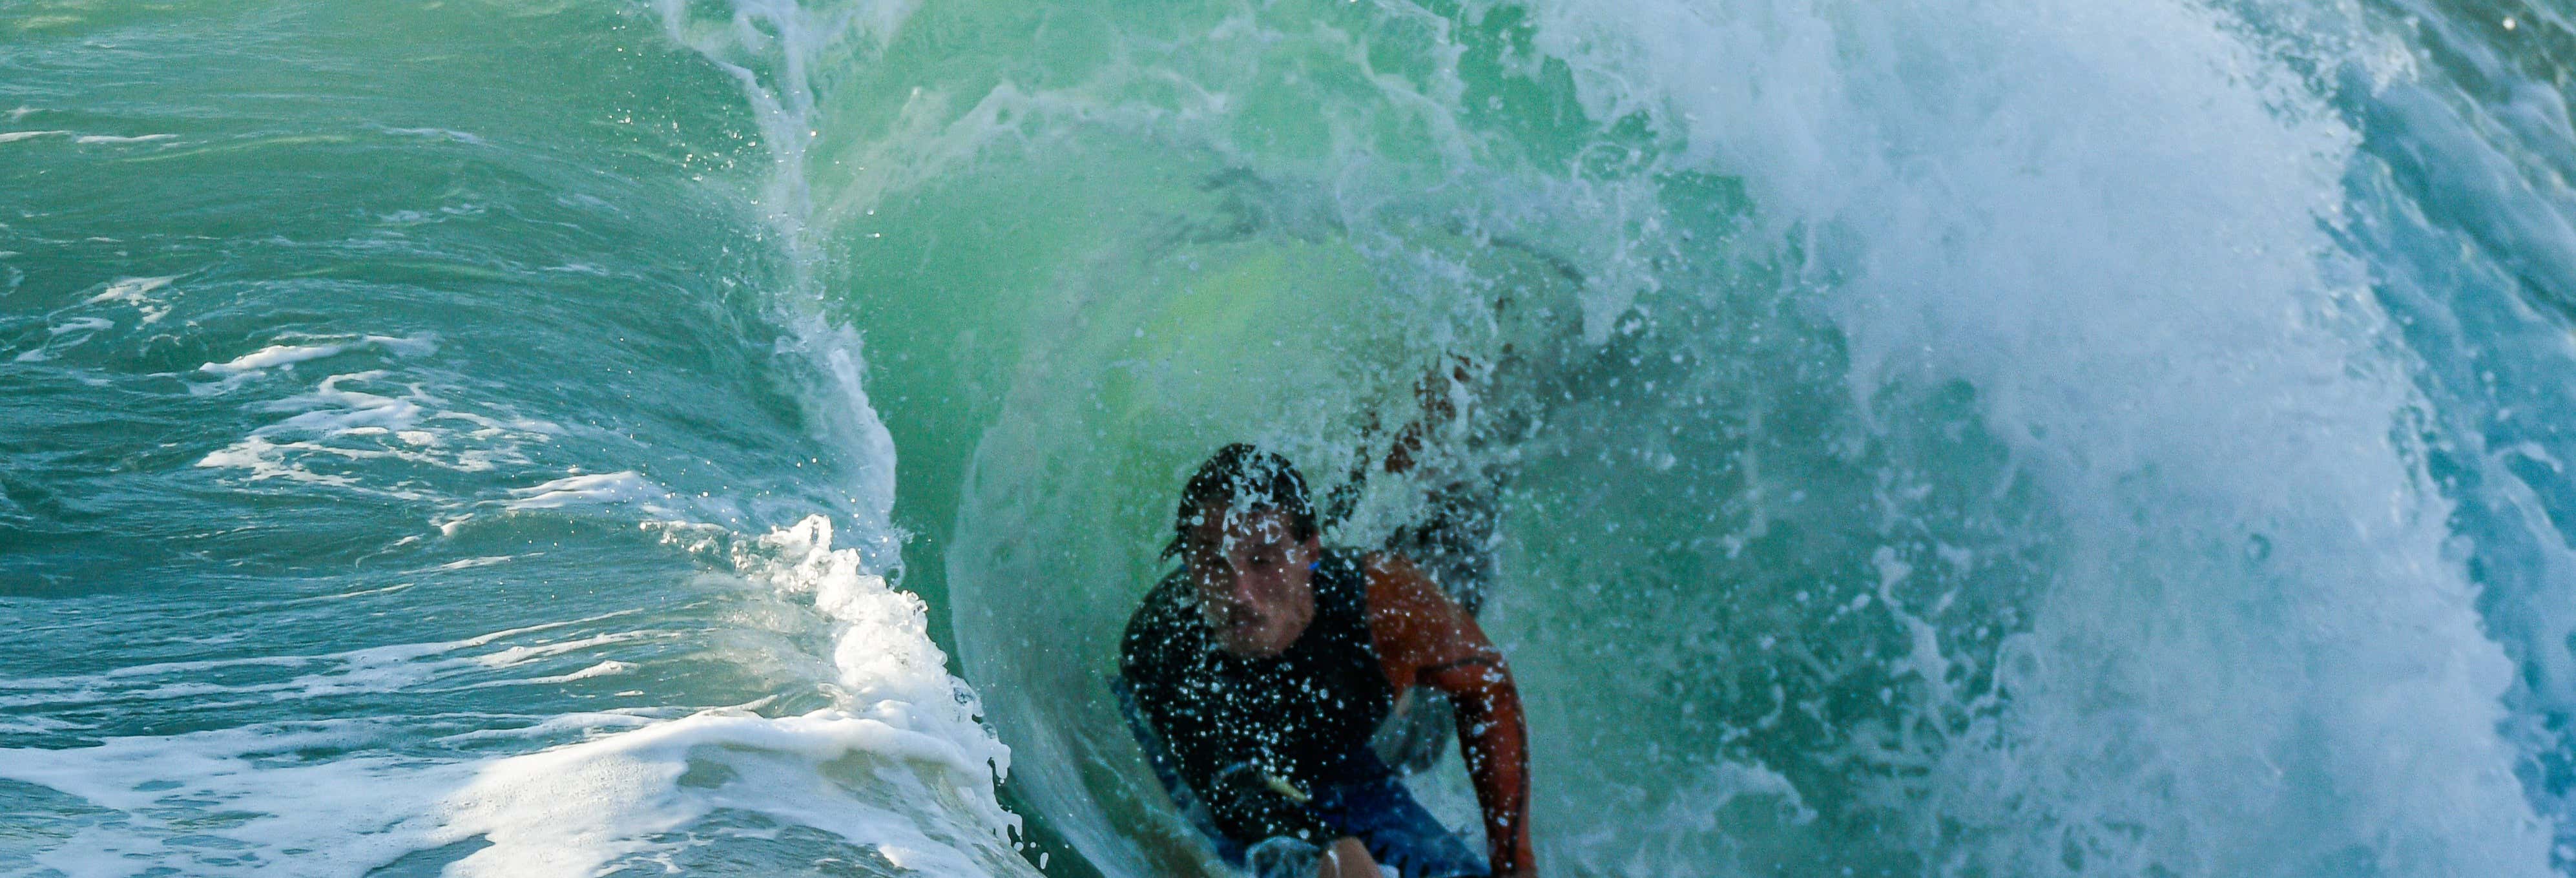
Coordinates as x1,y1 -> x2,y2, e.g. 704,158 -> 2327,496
1117,549 -> 1397,845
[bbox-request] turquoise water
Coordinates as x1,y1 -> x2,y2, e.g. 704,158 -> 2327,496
9,0 -> 2576,875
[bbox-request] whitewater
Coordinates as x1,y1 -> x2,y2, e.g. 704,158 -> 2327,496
6,0 -> 2576,875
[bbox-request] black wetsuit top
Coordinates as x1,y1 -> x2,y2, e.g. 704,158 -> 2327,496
1119,550 -> 1397,844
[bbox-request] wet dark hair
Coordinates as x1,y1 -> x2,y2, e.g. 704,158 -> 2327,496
1161,443 -> 1318,560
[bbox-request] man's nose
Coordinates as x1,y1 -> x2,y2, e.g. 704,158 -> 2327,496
1225,574 -> 1262,605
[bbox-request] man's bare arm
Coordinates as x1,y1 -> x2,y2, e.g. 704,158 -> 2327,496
1422,645 -> 1533,876
1365,557 -> 1536,877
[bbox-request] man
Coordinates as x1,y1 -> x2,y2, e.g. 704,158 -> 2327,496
1117,444 -> 1535,878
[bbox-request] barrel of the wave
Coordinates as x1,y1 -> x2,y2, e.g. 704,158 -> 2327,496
941,234 -> 1471,877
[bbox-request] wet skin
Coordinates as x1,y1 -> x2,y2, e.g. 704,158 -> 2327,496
1182,509 -> 1322,658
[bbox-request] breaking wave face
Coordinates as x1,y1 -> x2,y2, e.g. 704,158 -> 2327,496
12,0 -> 2576,875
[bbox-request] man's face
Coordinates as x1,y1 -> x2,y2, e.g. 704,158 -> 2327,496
1183,507 -> 1321,658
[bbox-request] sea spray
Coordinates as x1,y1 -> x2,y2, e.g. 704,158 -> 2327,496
1511,0 -> 2549,870
654,0 -> 916,559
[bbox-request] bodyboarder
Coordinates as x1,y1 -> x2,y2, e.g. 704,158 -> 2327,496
1116,442 -> 1534,878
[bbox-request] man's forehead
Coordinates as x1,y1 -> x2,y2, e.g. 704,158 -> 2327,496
1187,507 -> 1293,540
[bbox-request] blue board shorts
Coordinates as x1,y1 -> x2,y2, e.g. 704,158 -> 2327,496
1239,770 -> 1492,878
1114,677 -> 1491,878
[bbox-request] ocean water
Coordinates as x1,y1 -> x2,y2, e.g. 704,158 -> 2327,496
7,0 -> 2576,875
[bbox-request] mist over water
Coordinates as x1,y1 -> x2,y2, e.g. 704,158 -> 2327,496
8,0 -> 2576,876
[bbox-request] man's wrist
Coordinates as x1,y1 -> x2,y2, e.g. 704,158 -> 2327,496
1488,832 -> 1535,876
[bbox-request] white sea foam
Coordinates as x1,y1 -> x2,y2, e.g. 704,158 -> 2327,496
200,333 -> 438,377
87,275 -> 176,302
0,714 -> 84,737
194,333 -> 441,396
0,721 -> 479,878
277,581 -> 419,604
453,660 -> 638,689
382,126 -> 487,145
428,710 -> 668,746
439,710 -> 997,877
430,516 -> 1031,878
11,317 -> 114,362
0,622 -> 665,711
48,317 -> 112,336
196,370 -> 560,496
0,517 -> 1032,878
504,470 -> 675,511
72,133 -> 176,145
0,129 -> 68,143
82,275 -> 178,324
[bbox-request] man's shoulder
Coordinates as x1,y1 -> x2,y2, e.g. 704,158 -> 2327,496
1119,569 -> 1197,671
1353,549 -> 1424,582
1353,549 -> 1467,639
1128,567 -> 1192,626
1351,550 -> 1439,606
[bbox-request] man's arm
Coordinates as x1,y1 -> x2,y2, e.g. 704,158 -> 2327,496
1364,556 -> 1536,877
1428,648 -> 1532,877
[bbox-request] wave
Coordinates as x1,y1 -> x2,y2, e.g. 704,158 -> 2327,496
8,0 -> 2576,874
760,0 -> 2576,873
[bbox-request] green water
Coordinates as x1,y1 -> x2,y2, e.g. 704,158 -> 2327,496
13,0 -> 2576,875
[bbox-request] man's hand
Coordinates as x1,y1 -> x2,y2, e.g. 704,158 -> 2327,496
1316,837 -> 1378,878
